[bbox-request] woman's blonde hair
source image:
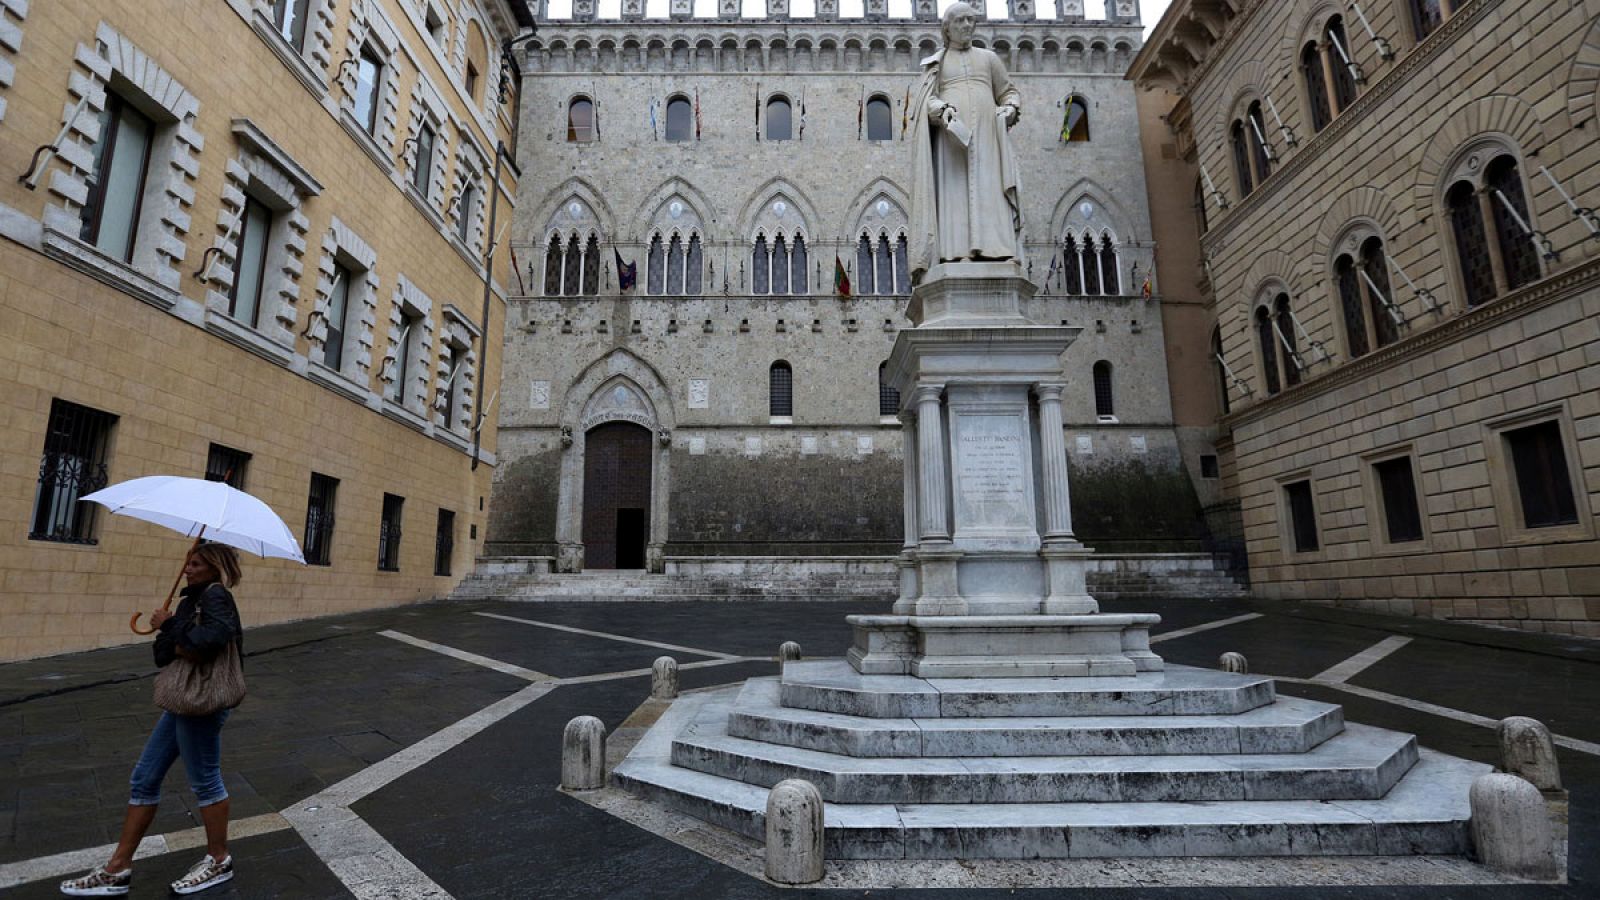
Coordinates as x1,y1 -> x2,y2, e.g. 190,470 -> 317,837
191,542 -> 242,588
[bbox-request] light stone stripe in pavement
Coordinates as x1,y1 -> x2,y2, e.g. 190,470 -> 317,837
1311,635 -> 1413,683
282,803 -> 452,900
0,813 -> 290,889
474,611 -> 747,660
1277,676 -> 1600,758
1148,612 -> 1262,643
556,656 -> 768,685
379,629 -> 554,681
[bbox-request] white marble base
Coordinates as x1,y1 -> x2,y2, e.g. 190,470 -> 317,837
847,613 -> 1163,678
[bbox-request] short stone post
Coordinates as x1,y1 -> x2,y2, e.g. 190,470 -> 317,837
779,641 -> 802,664
765,779 -> 825,884
561,716 -> 606,791
1469,773 -> 1558,880
1219,651 -> 1248,674
1498,716 -> 1561,792
651,656 -> 679,699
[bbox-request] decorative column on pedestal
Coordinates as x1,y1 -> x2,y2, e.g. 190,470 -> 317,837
895,409 -> 920,615
913,384 -> 964,615
1035,383 -> 1097,614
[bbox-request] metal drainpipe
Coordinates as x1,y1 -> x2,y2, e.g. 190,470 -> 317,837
471,140 -> 521,471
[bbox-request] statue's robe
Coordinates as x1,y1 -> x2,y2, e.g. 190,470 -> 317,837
908,45 -> 1024,284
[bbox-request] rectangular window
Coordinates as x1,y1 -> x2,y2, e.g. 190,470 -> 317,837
230,196 -> 273,328
324,261 -> 352,371
1506,421 -> 1579,529
392,311 -> 421,404
1284,479 -> 1319,553
273,0 -> 311,51
443,344 -> 465,429
1373,456 -> 1424,544
354,46 -> 384,135
1200,454 -> 1219,479
465,60 -> 479,101
412,122 -> 436,198
378,493 -> 404,571
79,93 -> 155,263
204,444 -> 251,489
31,400 -> 116,543
434,508 -> 455,576
455,181 -> 476,244
304,472 -> 337,566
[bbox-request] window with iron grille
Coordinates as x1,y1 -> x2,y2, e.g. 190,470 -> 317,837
1505,421 -> 1579,529
30,399 -> 117,544
304,472 -> 338,566
378,493 -> 404,571
1092,361 -> 1114,418
204,444 -> 250,489
434,508 -> 455,576
1373,456 -> 1424,543
877,362 -> 900,417
769,361 -> 793,417
1284,479 -> 1319,553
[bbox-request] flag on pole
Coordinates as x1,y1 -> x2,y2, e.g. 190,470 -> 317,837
756,82 -> 761,141
614,249 -> 637,292
901,84 -> 910,139
799,89 -> 806,141
694,88 -> 702,140
649,97 -> 658,140
509,245 -> 527,295
1141,271 -> 1153,299
857,89 -> 864,140
594,95 -> 602,139
1060,95 -> 1084,143
834,256 -> 851,298
1045,252 -> 1058,293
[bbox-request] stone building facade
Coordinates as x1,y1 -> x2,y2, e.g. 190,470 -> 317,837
1132,0 -> 1600,635
0,0 -> 531,660
489,0 -> 1210,571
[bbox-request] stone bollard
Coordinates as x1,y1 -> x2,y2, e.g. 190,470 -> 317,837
1219,651 -> 1248,674
779,641 -> 802,664
561,716 -> 606,791
1498,716 -> 1561,792
765,779 -> 825,884
651,656 -> 679,699
1469,772 -> 1558,880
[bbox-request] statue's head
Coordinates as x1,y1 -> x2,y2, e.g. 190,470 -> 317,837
942,2 -> 980,48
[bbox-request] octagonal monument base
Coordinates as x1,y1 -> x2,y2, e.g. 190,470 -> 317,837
847,613 -> 1164,677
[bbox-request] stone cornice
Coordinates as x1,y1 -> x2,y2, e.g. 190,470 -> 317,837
1219,256 -> 1600,431
1197,0 -> 1496,255
1130,0 -> 1268,88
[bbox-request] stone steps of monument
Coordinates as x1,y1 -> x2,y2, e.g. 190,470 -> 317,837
779,659 -> 1277,719
612,689 -> 1486,859
671,696 -> 1418,805
726,677 -> 1345,758
449,572 -> 895,602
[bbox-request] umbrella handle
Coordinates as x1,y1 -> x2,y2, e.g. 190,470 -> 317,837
128,529 -> 206,636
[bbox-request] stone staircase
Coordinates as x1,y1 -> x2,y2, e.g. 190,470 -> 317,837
1085,554 -> 1248,601
612,660 -> 1489,859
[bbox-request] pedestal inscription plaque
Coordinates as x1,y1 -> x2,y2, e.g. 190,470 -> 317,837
953,417 -> 1031,531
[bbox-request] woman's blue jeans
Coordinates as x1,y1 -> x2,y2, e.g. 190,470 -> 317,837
128,709 -> 230,807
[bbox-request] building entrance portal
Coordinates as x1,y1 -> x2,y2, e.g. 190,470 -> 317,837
582,422 -> 653,569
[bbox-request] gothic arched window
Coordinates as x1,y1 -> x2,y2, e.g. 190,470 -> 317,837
1446,181 -> 1495,308
666,234 -> 684,295
1274,294 -> 1301,387
894,235 -> 908,289
1092,361 -> 1114,418
1080,234 -> 1100,295
1301,42 -> 1332,133
581,234 -> 600,295
1062,235 -> 1082,294
544,235 -> 562,296
1361,237 -> 1400,348
1247,102 -> 1272,180
856,234 -> 874,296
752,234 -> 770,295
567,96 -> 595,142
545,231 -> 601,297
878,361 -> 900,416
791,235 -> 808,293
686,234 -> 704,294
1485,155 -> 1541,292
1256,306 -> 1282,396
866,94 -> 893,141
1325,18 -> 1358,112
772,236 -> 790,294
1099,235 -> 1119,295
753,232 -> 807,295
562,234 -> 581,296
769,361 -> 793,417
647,234 -> 665,295
1334,253 -> 1370,359
664,95 -> 692,142
1230,121 -> 1255,197
1062,96 -> 1090,142
766,96 -> 792,141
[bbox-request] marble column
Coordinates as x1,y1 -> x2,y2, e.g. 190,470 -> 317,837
1033,383 -> 1075,540
914,384 -> 950,543
895,410 -> 920,613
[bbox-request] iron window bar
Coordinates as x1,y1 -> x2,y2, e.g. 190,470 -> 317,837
1493,189 -> 1559,262
1347,2 -> 1395,61
1262,92 -> 1298,148
30,401 -> 115,544
1281,306 -> 1333,365
1386,255 -> 1444,316
195,199 -> 248,284
1199,162 -> 1229,209
1537,166 -> 1600,242
1270,318 -> 1310,374
1326,28 -> 1364,85
1213,352 -> 1254,399
1360,268 -> 1410,330
19,94 -> 91,190
1248,113 -> 1277,164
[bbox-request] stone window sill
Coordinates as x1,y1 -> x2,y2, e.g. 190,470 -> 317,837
402,182 -> 445,231
432,425 -> 470,453
204,311 -> 295,367
306,358 -> 374,405
769,416 -> 793,426
41,228 -> 180,312
249,11 -> 329,101
381,397 -> 433,434
338,110 -> 395,177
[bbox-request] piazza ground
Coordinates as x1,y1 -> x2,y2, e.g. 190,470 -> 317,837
1,595 -> 1595,899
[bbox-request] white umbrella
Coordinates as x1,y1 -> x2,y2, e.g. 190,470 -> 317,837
82,475 -> 306,633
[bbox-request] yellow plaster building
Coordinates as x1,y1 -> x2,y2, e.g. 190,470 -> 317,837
0,0 -> 533,660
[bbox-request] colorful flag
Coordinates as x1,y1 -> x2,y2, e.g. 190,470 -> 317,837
1060,95 -> 1084,143
593,96 -> 601,139
857,91 -> 864,140
1045,252 -> 1058,292
901,85 -> 910,138
509,245 -> 526,295
649,97 -> 657,140
834,256 -> 851,298
615,249 -> 637,292
1141,272 -> 1153,299
694,88 -> 702,141
799,90 -> 806,141
756,82 -> 761,141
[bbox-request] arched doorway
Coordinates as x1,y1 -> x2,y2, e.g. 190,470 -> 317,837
581,421 -> 653,569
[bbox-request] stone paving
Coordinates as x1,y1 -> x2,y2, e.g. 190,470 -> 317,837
0,595 -> 1595,898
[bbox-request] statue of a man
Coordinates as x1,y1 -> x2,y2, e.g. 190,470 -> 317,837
908,2 -> 1024,285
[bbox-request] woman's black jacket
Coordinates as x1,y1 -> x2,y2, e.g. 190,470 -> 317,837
153,582 -> 243,668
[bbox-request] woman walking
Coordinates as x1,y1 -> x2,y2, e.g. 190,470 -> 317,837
61,543 -> 246,896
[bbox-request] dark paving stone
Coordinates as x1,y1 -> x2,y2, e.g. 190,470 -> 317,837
1151,613 -> 1397,679
7,827 -> 352,899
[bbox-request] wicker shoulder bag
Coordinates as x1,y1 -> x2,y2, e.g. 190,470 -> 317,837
152,599 -> 246,716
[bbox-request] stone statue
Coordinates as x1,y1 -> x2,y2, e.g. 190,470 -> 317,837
908,2 -> 1024,284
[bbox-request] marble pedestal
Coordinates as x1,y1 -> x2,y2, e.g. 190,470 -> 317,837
870,261 -> 1158,677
